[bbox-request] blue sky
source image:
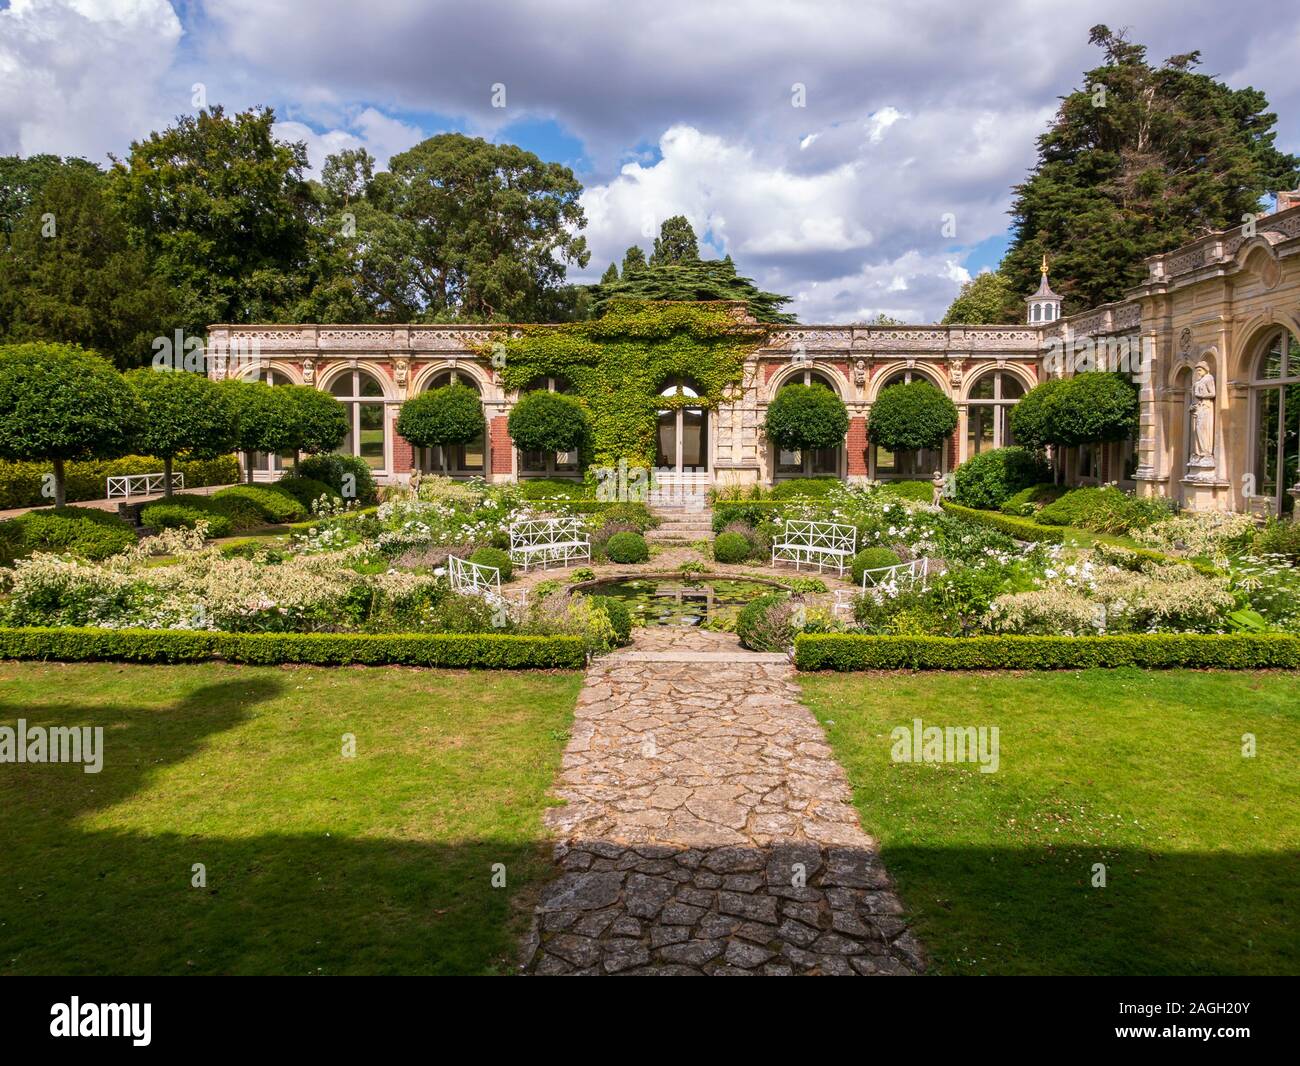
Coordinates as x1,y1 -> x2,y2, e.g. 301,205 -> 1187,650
3,0 -> 1298,322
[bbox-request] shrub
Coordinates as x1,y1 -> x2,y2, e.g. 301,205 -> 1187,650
940,501 -> 1065,543
1007,378 -> 1065,450
212,485 -> 307,524
851,546 -> 902,585
281,384 -> 349,455
397,385 -> 485,459
468,546 -> 514,582
298,453 -> 378,504
517,478 -> 589,500
1253,518 -> 1300,562
273,475 -> 339,509
736,592 -> 794,652
999,482 -> 1064,516
0,454 -> 239,510
711,501 -> 786,532
952,446 -> 1051,510
867,380 -> 958,452
763,385 -> 849,451
605,531 -> 649,564
1036,486 -> 1171,534
770,476 -> 841,499
588,595 -> 632,645
508,391 -> 589,454
594,502 -> 657,532
0,506 -> 135,564
1039,372 -> 1139,446
712,531 -> 751,563
878,480 -> 933,503
794,633 -> 1300,671
139,501 -> 233,538
0,626 -> 587,669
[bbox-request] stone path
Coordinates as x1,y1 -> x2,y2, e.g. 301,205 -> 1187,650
522,628 -> 923,976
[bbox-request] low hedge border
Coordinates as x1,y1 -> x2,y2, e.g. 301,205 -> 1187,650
940,501 -> 1065,543
794,633 -> 1300,671
0,627 -> 586,670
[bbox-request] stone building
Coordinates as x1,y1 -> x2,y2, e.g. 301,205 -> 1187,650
207,195 -> 1300,515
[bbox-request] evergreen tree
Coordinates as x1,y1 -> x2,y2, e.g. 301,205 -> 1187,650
1001,25 -> 1300,312
650,214 -> 700,264
621,245 -> 647,276
600,262 -> 619,284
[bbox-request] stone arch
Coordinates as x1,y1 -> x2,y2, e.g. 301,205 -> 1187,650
764,361 -> 848,401
234,359 -> 304,386
959,361 -> 1035,404
410,359 -> 493,398
868,361 -> 950,403
318,360 -> 397,402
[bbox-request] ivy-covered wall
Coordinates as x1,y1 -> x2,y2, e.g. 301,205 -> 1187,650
482,301 -> 770,468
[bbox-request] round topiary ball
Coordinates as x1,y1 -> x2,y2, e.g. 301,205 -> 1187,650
736,592 -> 793,652
712,531 -> 751,563
468,545 -> 513,581
397,384 -> 485,451
851,546 -> 902,585
507,390 -> 589,454
605,531 -> 649,564
867,380 -> 957,452
763,384 -> 849,451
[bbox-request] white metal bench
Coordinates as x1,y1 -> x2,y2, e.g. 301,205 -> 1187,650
834,557 -> 936,615
107,472 -> 183,499
508,516 -> 591,572
771,519 -> 857,575
448,554 -> 501,597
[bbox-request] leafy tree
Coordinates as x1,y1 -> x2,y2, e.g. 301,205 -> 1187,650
600,262 -> 619,285
0,343 -> 141,506
507,390 -> 589,454
320,148 -> 375,207
941,271 -> 1022,325
1007,378 -> 1065,450
397,385 -> 485,472
621,246 -> 647,276
125,368 -> 236,496
0,154 -> 103,240
110,106 -> 314,336
868,381 -> 957,452
1001,25 -> 1300,311
864,312 -> 906,326
1040,372 -> 1139,445
221,378 -> 296,483
0,166 -> 174,367
762,384 -> 849,451
651,215 -> 700,265
281,385 -> 349,460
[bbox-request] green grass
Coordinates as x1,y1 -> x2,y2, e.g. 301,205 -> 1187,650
798,669 -> 1300,975
0,661 -> 582,975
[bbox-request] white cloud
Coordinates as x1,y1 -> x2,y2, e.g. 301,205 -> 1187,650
275,107 -> 425,174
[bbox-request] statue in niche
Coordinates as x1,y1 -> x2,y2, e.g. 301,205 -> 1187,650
1187,364 -> 1217,477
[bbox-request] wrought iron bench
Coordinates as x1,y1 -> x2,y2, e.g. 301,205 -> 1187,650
508,516 -> 591,572
448,553 -> 502,598
107,472 -> 183,499
771,519 -> 857,576
833,557 -> 936,616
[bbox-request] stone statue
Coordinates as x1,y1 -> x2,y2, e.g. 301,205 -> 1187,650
302,357 -> 315,385
1187,365 -> 1216,476
931,469 -> 945,505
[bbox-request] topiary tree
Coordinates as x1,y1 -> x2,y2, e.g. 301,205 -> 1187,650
952,446 -> 1052,511
1007,378 -> 1064,451
221,378 -> 296,483
507,390 -> 589,455
281,385 -> 349,461
867,380 -> 957,452
397,385 -> 485,474
126,368 -> 236,497
1041,372 -> 1139,446
0,342 -> 141,507
762,384 -> 849,452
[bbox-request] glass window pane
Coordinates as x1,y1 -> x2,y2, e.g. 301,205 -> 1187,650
358,372 -> 384,398
462,433 -> 485,471
1261,334 -> 1284,379
970,374 -> 996,400
1000,374 -> 1025,400
521,448 -> 548,473
358,402 -> 385,468
336,402 -> 355,456
777,449 -> 803,474
655,411 -> 676,468
329,373 -> 354,397
967,405 -> 995,455
680,408 -> 706,469
810,447 -> 838,474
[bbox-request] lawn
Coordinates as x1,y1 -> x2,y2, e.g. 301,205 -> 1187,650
0,661 -> 582,975
798,669 -> 1300,975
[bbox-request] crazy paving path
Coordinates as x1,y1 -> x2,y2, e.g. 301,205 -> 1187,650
522,628 -> 924,976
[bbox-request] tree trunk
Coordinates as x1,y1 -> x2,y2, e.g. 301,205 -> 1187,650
246,452 -> 255,484
53,457 -> 65,508
164,455 -> 174,498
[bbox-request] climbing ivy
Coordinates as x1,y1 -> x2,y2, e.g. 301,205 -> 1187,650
482,301 -> 769,469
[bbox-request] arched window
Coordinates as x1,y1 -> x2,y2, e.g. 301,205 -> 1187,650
966,370 -> 1025,457
417,369 -> 485,476
775,368 -> 842,478
655,378 -> 709,476
1032,304 -> 1041,323
244,366 -> 296,477
519,375 -> 579,477
1249,329 -> 1300,514
871,369 -> 949,480
329,368 -> 388,471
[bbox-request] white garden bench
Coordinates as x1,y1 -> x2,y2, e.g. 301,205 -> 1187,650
448,554 -> 501,597
508,516 -> 591,572
107,472 -> 183,499
834,557 -> 936,616
771,519 -> 857,576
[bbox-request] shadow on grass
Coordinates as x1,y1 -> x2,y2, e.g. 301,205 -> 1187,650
0,680 -> 548,976
878,844 -> 1298,976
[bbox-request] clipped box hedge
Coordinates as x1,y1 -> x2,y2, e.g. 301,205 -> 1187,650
940,500 -> 1065,543
0,627 -> 586,670
0,455 -> 239,510
795,633 -> 1300,671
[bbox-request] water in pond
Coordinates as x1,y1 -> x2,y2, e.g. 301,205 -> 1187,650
593,578 -> 778,627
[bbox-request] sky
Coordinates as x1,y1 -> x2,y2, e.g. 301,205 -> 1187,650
2,0 -> 1298,323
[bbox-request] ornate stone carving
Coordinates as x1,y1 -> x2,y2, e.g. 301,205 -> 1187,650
394,358 -> 409,386
318,328 -> 394,347
1185,363 -> 1218,481
853,359 -> 867,386
302,357 -> 315,384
